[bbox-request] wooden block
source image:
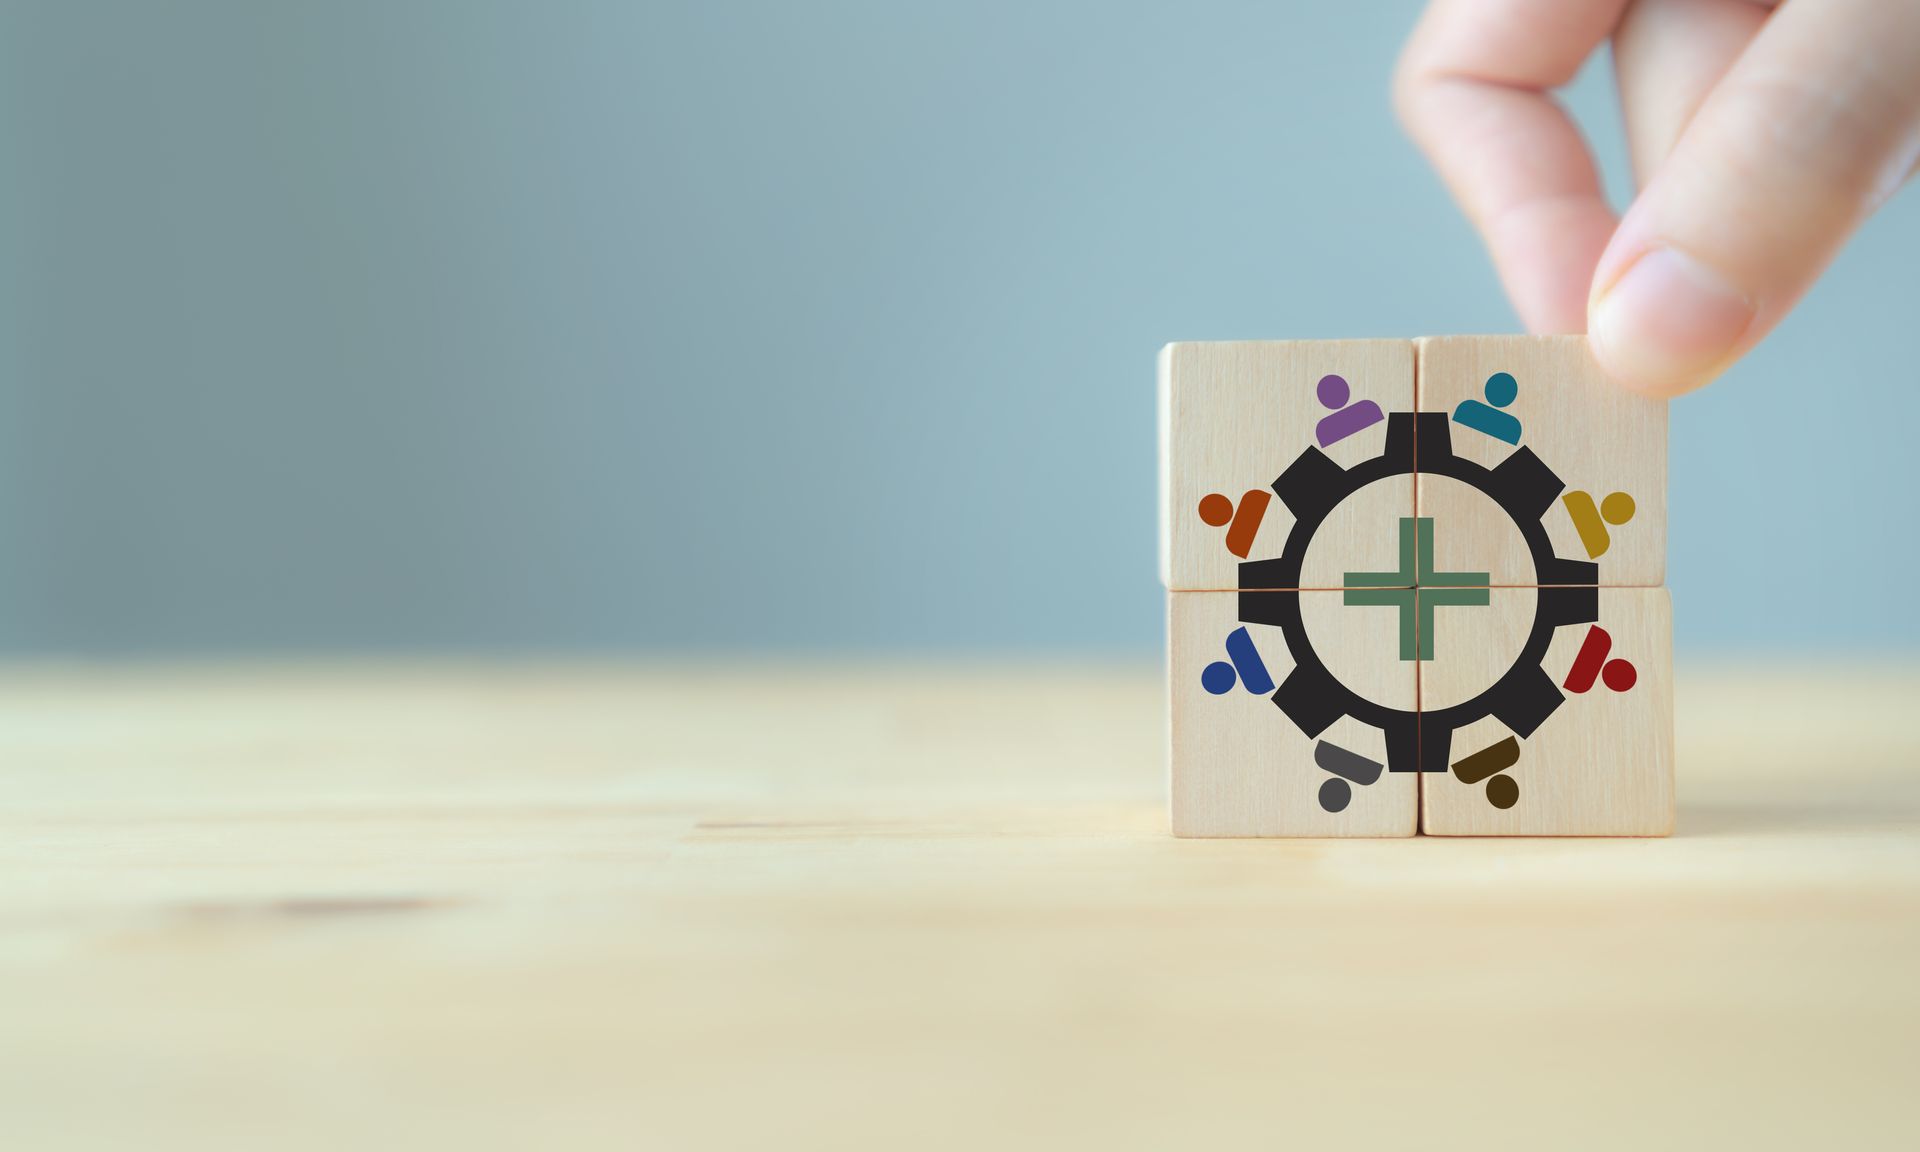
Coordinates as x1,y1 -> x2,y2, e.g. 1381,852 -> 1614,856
1418,586 -> 1673,836
1161,340 -> 1415,591
1415,335 -> 1666,587
1168,589 -> 1417,837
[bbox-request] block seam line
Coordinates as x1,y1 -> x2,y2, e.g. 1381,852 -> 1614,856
1166,583 -> 1669,592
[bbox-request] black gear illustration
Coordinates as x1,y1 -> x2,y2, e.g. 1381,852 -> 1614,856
1236,412 -> 1599,773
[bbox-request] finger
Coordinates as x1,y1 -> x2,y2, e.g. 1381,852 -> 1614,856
1589,0 -> 1920,396
1395,0 -> 1632,333
1618,0 -> 1920,186
1613,0 -> 1772,182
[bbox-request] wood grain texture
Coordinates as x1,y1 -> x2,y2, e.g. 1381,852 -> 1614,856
1417,335 -> 1667,586
1421,588 -> 1675,835
1170,592 -> 1416,836
5,662 -> 1918,1151
1161,340 -> 1413,590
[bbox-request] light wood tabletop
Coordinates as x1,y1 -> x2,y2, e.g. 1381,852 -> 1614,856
5,661 -> 1919,1150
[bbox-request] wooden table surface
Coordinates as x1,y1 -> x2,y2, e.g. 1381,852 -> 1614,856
5,661 -> 1919,1150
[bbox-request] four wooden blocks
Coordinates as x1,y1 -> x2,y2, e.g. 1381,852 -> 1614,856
1161,335 -> 1671,837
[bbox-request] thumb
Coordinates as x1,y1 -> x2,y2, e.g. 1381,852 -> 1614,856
1588,0 -> 1920,397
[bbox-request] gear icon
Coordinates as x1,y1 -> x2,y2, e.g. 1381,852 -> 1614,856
1236,411 -> 1600,775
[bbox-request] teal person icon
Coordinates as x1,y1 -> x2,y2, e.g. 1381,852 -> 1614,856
1452,371 -> 1522,445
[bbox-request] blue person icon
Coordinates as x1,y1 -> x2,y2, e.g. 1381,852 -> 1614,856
1201,626 -> 1275,696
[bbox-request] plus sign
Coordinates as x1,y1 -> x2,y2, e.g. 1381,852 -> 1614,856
1343,518 -> 1489,660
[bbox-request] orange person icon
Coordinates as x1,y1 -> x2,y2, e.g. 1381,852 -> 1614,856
1198,490 -> 1272,559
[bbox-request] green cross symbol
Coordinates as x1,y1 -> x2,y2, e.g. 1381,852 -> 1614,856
1343,517 -> 1489,661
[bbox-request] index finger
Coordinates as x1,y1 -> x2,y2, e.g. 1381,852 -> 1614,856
1394,0 -> 1630,333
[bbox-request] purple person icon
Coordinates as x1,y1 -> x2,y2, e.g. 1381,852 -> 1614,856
1314,374 -> 1385,448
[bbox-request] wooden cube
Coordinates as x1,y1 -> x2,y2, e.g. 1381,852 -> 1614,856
1418,586 -> 1674,836
1168,590 -> 1417,837
1416,335 -> 1666,588
1162,335 -> 1673,838
1160,340 -> 1414,591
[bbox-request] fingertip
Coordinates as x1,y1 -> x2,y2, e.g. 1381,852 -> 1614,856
1588,245 -> 1756,397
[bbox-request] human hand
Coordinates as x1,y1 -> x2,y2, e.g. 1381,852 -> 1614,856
1395,0 -> 1920,396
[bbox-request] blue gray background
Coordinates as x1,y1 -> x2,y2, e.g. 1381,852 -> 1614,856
2,1 -> 1914,655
